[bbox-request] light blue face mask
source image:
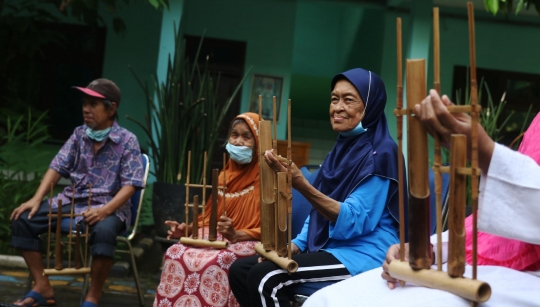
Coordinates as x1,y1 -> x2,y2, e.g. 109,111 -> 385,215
86,127 -> 111,142
340,120 -> 367,137
226,142 -> 253,164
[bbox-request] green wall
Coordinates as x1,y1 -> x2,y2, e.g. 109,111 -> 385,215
182,0 -> 297,140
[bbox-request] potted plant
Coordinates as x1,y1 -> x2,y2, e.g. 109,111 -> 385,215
127,27 -> 250,237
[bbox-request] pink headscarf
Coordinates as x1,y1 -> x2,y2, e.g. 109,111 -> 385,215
465,112 -> 540,271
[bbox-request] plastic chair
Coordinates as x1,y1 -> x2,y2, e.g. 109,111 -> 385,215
26,154 -> 150,306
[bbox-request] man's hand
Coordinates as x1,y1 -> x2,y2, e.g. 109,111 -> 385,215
217,216 -> 237,243
290,242 -> 301,255
11,198 -> 41,220
165,220 -> 187,240
381,243 -> 409,290
82,207 -> 110,226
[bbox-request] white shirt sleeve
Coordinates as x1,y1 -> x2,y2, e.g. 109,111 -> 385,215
478,143 -> 540,244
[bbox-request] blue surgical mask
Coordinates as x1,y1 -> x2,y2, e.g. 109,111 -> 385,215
226,142 -> 253,164
86,127 -> 111,142
340,121 -> 367,137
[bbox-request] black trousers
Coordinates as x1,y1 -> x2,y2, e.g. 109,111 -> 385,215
229,251 -> 351,307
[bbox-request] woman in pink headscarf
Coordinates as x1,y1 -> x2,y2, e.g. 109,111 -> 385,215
465,111 -> 540,271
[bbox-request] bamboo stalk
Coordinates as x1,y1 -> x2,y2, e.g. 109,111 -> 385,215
255,243 -> 298,273
395,17 -> 406,273
185,151 -> 191,237
467,1 -> 479,284
54,199 -> 63,270
393,105 -> 481,116
209,169 -> 219,241
388,260 -> 491,303
192,195 -> 199,239
406,59 -> 431,270
180,237 -> 228,249
74,223 -> 81,269
433,6 -> 443,272
186,183 -> 226,189
259,95 -> 263,119
47,183 -> 53,270
68,183 -> 75,268
202,152 -> 207,239
272,96 -> 279,251
276,172 -> 288,257
287,99 -> 292,261
44,267 -> 91,276
85,183 -> 91,266
223,153 -> 227,216
448,135 -> 467,277
259,118 -> 275,250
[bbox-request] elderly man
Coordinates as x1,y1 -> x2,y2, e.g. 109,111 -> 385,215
303,90 -> 540,307
8,79 -> 145,307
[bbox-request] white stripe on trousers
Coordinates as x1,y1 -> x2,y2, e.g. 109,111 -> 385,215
258,263 -> 351,307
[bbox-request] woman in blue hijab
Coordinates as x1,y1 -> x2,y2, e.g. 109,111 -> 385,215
229,68 -> 406,307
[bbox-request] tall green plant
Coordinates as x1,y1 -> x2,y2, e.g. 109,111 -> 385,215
127,27 -> 251,185
0,109 -> 51,253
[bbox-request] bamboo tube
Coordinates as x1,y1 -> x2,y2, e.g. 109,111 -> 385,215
406,59 -> 431,270
44,267 -> 91,276
448,135 -> 467,277
439,166 -> 481,176
388,260 -> 491,303
192,196 -> 199,239
255,243 -> 298,273
180,237 -> 228,249
223,153 -> 227,217
272,96 -> 279,251
54,199 -> 63,270
259,119 -> 275,250
467,1 -> 479,282
74,223 -> 81,269
68,183 -> 75,268
185,151 -> 191,237
85,183 -> 91,266
258,95 -> 263,119
287,99 -> 293,261
202,152 -> 207,239
393,105 -> 481,116
209,169 -> 219,241
276,172 -> 288,257
47,183 -> 53,269
186,184 -> 226,189
395,17 -> 406,271
433,6 -> 443,272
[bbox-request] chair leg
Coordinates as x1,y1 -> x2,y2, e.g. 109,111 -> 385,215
125,240 -> 145,307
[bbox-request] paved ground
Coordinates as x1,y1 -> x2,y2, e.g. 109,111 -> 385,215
0,229 -> 166,307
0,268 -> 158,307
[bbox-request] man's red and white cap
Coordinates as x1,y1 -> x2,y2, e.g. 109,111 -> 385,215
73,78 -> 121,105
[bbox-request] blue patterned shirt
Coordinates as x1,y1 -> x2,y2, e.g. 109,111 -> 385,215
49,121 -> 145,228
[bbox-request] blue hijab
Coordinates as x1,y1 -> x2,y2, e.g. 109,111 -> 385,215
306,68 -> 407,252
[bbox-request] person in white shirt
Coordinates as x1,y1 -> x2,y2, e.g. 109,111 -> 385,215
303,90 -> 540,307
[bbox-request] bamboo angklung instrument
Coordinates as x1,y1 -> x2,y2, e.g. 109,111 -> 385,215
406,58 -> 432,270
254,96 -> 298,273
44,184 -> 91,275
433,6 -> 444,272
180,151 -> 228,249
389,2 -> 490,303
258,95 -> 276,250
191,196 -> 199,239
395,17 -> 406,275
